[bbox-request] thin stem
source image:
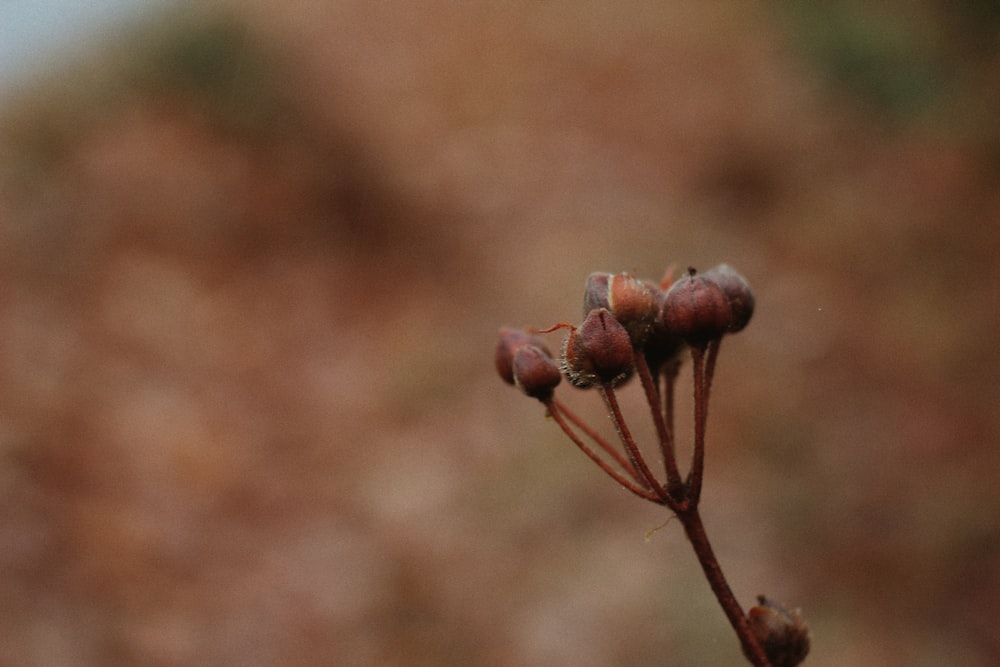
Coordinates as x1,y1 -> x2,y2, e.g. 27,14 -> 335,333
678,506 -> 771,666
702,338 -> 722,409
661,356 -> 681,441
658,356 -> 682,493
687,345 -> 707,503
545,400 -> 661,502
634,354 -> 683,493
552,398 -> 639,481
688,339 -> 722,504
599,385 -> 669,502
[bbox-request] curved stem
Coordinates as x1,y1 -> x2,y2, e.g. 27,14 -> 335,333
679,506 -> 771,666
545,400 -> 661,502
552,398 -> 640,481
600,385 -> 669,502
634,354 -> 683,493
688,339 -> 722,504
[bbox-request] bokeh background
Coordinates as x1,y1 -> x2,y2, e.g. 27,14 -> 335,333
2,1 -> 999,665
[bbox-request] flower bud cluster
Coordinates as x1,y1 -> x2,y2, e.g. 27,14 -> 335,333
496,265 -> 754,394
495,264 -> 809,667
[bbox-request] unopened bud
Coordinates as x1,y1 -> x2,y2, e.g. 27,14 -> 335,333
662,268 -> 732,345
703,264 -> 754,333
495,327 -> 551,385
512,345 -> 562,400
643,279 -> 685,370
746,596 -> 810,667
582,272 -> 612,314
561,308 -> 634,388
582,272 -> 659,346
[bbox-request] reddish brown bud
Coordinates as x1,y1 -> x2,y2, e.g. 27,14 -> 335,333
703,264 -> 755,333
512,345 -> 562,400
561,308 -> 634,388
643,279 -> 685,369
495,327 -> 551,385
582,272 -> 612,314
662,268 -> 732,344
608,273 -> 659,345
746,596 -> 810,667
583,272 -> 659,346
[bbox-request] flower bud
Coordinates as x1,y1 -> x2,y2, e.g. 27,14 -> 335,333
746,596 -> 810,667
642,279 -> 685,370
662,268 -> 732,344
583,272 -> 659,347
495,327 -> 551,385
582,272 -> 612,314
512,345 -> 562,400
561,308 -> 634,388
703,264 -> 754,333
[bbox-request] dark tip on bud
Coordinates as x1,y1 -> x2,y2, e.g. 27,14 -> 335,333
495,327 -> 552,385
662,269 -> 732,345
561,308 -> 634,388
512,345 -> 562,400
746,596 -> 810,667
703,264 -> 755,333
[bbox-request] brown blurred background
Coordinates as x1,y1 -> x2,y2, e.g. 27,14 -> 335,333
2,1 -> 999,665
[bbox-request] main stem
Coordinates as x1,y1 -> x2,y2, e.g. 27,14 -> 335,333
678,506 -> 771,666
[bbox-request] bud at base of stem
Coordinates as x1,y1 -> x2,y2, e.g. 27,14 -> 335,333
746,596 -> 810,667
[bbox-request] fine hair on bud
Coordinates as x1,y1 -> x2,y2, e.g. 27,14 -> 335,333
606,272 -> 659,346
561,308 -> 634,388
582,272 -> 658,346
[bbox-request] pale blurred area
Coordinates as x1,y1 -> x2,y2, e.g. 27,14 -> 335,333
1,1 -> 999,665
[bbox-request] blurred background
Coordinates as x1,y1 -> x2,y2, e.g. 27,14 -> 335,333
1,1 -> 998,665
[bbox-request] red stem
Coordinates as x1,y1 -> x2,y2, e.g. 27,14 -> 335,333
634,354 -> 683,492
687,345 -> 707,503
678,506 -> 771,666
545,400 -> 661,502
552,398 -> 639,480
599,385 -> 669,502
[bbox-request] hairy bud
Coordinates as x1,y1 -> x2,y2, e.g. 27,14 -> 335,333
583,272 -> 659,346
561,308 -> 634,388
